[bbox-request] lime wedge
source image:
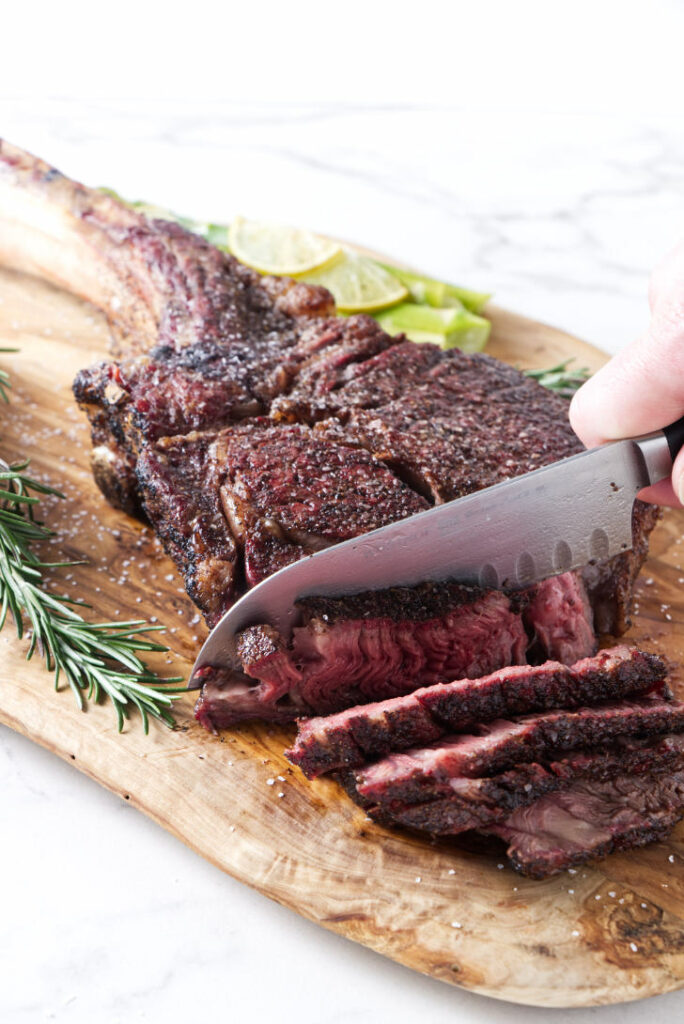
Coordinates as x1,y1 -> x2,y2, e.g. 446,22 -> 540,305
375,302 -> 491,353
228,216 -> 342,276
203,223 -> 230,249
301,252 -> 408,313
377,264 -> 491,314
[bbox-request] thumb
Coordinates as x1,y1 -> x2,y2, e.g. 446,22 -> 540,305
570,241 -> 684,507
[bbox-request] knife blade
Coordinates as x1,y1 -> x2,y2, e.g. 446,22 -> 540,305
188,424 -> 682,688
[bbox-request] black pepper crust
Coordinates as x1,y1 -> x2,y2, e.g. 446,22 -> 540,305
297,581 -> 521,624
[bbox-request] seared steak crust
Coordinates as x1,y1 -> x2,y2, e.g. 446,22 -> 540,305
285,342 -> 584,502
136,422 -> 429,622
297,580 -> 530,623
73,313 -> 393,455
213,423 -> 429,587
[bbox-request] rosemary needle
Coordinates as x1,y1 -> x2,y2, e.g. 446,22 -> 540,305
524,359 -> 591,398
0,347 -> 19,404
0,459 -> 185,732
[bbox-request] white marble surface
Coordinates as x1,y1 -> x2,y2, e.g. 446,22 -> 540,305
2,88 -> 684,1022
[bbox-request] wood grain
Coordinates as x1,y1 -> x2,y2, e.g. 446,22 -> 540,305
0,264 -> 683,1008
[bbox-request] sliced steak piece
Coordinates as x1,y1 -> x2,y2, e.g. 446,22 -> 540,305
489,768 -> 684,878
286,646 -> 667,777
362,734 -> 684,835
194,583 -> 530,728
356,695 -> 684,806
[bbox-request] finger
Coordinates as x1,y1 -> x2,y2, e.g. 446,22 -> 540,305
672,446 -> 684,507
569,321 -> 684,449
639,447 -> 684,507
638,477 -> 679,508
571,237 -> 684,451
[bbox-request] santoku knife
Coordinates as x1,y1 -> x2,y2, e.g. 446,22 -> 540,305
188,417 -> 684,687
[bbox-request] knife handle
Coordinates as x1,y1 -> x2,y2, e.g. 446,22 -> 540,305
663,415 -> 684,462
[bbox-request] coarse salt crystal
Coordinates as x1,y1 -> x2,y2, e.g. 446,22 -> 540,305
630,942 -> 638,953
266,778 -> 275,786
415,876 -> 422,883
451,921 -> 461,929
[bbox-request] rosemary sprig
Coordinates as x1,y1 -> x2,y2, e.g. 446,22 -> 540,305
0,460 -> 185,732
525,359 -> 591,398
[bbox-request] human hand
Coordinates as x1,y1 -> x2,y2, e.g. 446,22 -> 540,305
570,240 -> 684,507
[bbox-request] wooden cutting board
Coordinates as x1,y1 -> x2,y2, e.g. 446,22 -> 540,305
1,263 -> 684,1009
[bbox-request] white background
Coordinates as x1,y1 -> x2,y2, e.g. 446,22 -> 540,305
2,2 -> 684,1021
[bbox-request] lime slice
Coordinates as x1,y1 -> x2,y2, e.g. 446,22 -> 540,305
377,264 -> 491,313
301,252 -> 408,313
375,302 -> 491,353
228,216 -> 342,276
